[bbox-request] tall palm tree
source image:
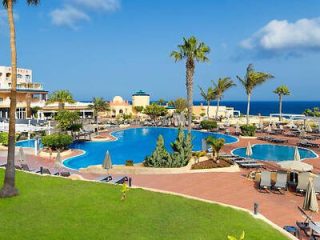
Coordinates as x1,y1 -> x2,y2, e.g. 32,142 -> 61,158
0,0 -> 40,198
199,86 -> 215,118
47,90 -> 75,110
273,85 -> 290,121
157,99 -> 165,106
237,64 -> 274,125
90,97 -> 110,124
171,36 -> 210,131
212,77 -> 236,120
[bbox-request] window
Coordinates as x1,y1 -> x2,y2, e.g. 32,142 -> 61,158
0,98 -> 3,103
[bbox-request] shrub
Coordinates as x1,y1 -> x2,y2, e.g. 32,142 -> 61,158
240,125 -> 256,136
144,135 -> 172,167
55,110 -> 80,132
191,158 -> 231,170
0,132 -> 9,146
144,128 -> 193,168
125,160 -> 134,166
200,120 -> 217,130
42,134 -> 73,151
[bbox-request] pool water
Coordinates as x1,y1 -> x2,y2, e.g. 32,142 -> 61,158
232,144 -> 317,162
64,127 -> 238,169
16,139 -> 43,149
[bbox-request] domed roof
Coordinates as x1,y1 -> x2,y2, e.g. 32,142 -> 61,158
112,96 -> 124,103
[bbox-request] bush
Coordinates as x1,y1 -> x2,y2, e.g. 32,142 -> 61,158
125,160 -> 134,166
240,125 -> 256,136
42,134 -> 73,150
0,132 -> 9,146
200,120 -> 217,130
191,158 -> 231,170
55,110 -> 80,132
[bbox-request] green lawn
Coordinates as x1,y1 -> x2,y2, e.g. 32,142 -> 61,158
0,170 -> 288,240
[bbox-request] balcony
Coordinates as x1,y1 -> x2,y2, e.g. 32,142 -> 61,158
17,83 -> 43,90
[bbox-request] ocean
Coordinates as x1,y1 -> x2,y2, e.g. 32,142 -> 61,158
193,101 -> 320,116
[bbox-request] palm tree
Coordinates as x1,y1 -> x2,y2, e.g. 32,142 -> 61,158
273,85 -> 290,121
47,90 -> 75,110
237,64 -> 274,125
0,0 -> 40,198
157,99 -> 166,106
199,86 -> 215,118
171,36 -> 210,131
90,97 -> 110,124
212,77 -> 236,120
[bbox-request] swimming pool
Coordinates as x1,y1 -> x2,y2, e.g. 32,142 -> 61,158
63,127 -> 238,169
232,144 -> 318,162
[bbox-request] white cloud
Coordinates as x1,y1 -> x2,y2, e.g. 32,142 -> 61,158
50,5 -> 90,29
241,18 -> 320,54
50,0 -> 120,29
73,0 -> 120,11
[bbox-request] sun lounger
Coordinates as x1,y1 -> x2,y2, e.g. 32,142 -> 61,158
296,206 -> 320,238
259,171 -> 272,190
36,167 -> 71,177
239,162 -> 264,169
298,140 -> 320,148
273,172 -> 288,192
234,159 -> 257,164
109,176 -> 128,184
270,138 -> 288,144
98,175 -> 112,182
296,172 -> 311,194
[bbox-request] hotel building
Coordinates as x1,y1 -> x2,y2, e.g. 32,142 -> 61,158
0,66 -> 48,119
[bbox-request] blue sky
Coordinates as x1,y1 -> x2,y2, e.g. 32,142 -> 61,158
0,0 -> 320,101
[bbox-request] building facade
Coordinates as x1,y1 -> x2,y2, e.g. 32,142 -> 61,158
0,66 -> 48,119
132,90 -> 150,108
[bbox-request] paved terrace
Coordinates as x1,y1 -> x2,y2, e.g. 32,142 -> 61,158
1,128 -> 320,239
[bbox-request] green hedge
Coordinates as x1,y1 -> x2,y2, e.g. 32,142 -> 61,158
200,120 -> 217,130
240,125 -> 256,136
42,134 -> 73,150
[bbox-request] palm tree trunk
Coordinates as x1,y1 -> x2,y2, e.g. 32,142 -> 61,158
58,102 -> 64,110
26,93 -> 31,118
207,100 -> 210,118
0,0 -> 18,198
279,95 -> 283,121
186,58 -> 195,132
215,98 -> 220,120
246,94 -> 251,125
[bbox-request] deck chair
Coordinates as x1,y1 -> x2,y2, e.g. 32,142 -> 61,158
110,176 -> 128,184
296,172 -> 311,194
98,175 -> 112,182
36,167 -> 52,175
273,172 -> 288,193
239,162 -> 264,169
296,206 -> 320,238
259,171 -> 272,191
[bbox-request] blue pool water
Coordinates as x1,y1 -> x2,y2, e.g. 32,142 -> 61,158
232,144 -> 318,162
64,127 -> 238,169
16,139 -> 43,149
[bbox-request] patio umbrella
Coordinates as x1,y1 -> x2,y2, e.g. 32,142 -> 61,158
306,123 -> 313,133
235,123 -> 240,134
279,161 -> 313,172
266,125 -> 272,133
18,147 -> 26,165
294,146 -> 301,161
300,130 -> 307,138
55,151 -> 62,175
303,179 -> 319,212
246,142 -> 253,157
102,151 -> 112,173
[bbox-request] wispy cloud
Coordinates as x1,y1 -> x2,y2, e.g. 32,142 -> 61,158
73,0 -> 120,11
50,0 -> 121,29
50,5 -> 89,30
240,17 -> 320,57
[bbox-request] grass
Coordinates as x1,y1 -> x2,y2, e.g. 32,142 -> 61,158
0,170 -> 288,240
